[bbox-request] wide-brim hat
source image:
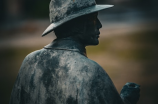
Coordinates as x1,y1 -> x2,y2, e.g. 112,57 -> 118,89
42,0 -> 113,37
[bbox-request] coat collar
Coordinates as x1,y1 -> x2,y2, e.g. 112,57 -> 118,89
44,37 -> 87,57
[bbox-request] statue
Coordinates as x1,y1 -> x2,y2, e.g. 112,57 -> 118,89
10,0 -> 140,104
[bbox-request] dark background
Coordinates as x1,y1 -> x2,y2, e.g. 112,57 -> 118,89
0,0 -> 158,104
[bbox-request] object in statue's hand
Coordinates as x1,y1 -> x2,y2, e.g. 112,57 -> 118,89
120,82 -> 140,104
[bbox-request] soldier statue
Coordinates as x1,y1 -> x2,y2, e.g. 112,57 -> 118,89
10,0 -> 140,104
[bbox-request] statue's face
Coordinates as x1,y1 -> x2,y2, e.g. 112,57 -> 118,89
54,12 -> 102,46
83,12 -> 102,46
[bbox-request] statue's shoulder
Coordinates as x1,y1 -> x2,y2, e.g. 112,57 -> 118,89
27,48 -> 44,56
71,53 -> 103,72
83,57 -> 102,69
22,48 -> 45,63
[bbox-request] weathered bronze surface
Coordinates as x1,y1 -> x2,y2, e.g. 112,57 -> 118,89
10,0 -> 140,104
42,0 -> 113,36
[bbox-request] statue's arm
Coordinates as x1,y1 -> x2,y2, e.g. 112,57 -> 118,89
89,63 -> 124,104
89,62 -> 140,104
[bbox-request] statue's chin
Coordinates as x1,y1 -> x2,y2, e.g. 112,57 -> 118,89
92,41 -> 99,45
86,39 -> 99,46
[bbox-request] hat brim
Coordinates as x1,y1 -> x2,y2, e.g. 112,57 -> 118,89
42,5 -> 113,37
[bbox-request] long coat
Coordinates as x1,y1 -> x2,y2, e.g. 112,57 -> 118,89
10,38 -> 124,104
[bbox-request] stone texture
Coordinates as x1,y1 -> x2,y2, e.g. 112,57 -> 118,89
10,39 -> 124,104
49,0 -> 96,23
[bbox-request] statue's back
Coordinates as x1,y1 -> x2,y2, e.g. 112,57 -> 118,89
10,48 -> 124,104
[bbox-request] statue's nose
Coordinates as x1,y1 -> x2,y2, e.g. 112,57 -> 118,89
97,18 -> 102,29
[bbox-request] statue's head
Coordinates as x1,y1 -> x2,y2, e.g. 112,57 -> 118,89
42,0 -> 113,45
54,12 -> 102,46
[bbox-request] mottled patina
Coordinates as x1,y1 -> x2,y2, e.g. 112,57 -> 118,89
42,0 -> 113,36
10,0 -> 140,104
10,38 -> 125,104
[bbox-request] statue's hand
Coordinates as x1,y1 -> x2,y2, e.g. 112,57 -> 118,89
120,82 -> 140,104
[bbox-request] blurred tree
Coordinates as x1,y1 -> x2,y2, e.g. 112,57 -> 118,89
0,0 -> 6,23
1,0 -> 158,21
23,0 -> 50,18
133,0 -> 158,15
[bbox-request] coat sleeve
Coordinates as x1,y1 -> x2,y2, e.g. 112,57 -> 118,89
88,63 -> 125,104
